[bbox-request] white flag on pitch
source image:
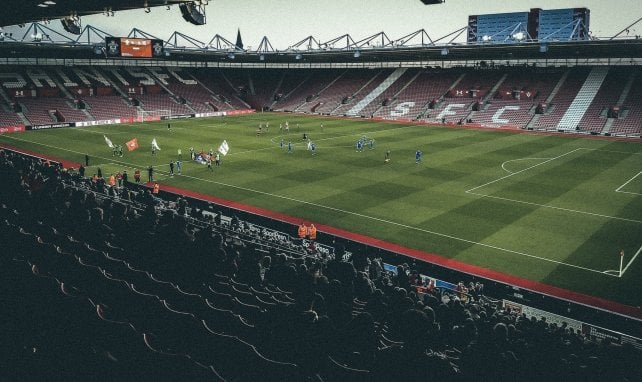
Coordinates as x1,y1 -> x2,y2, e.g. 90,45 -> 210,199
151,138 -> 161,151
218,140 -> 229,156
104,135 -> 114,148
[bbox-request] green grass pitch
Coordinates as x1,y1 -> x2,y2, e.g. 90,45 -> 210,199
1,114 -> 641,308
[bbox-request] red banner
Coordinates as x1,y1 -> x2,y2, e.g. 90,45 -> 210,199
0,126 -> 26,133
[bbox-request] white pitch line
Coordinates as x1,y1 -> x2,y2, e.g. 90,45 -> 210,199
501,157 -> 552,174
466,148 -> 583,193
1,133 -> 623,276
615,171 -> 642,193
621,245 -> 642,276
466,191 -> 642,224
173,171 -> 612,276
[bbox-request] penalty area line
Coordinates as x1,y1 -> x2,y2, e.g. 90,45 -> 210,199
466,148 -> 583,193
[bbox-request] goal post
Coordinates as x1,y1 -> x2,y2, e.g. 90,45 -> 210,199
137,109 -> 172,123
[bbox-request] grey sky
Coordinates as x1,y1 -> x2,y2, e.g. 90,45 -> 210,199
6,0 -> 642,48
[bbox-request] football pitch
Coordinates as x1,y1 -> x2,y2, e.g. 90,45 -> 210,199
1,114 -> 641,308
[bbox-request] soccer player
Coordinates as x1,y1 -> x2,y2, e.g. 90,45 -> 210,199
385,150 -> 391,163
280,138 -> 284,150
167,123 -> 171,131
415,149 -> 422,164
287,141 -> 293,153
369,139 -> 375,150
176,160 -> 181,175
178,148 -> 182,160
215,152 -> 221,167
169,161 -> 174,176
310,142 -> 316,156
147,165 -> 153,182
151,145 -> 156,156
207,157 -> 213,171
356,139 -> 363,152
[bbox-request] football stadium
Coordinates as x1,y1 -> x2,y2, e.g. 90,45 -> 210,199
1,0 -> 641,380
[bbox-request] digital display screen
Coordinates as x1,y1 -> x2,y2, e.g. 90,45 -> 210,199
105,37 -> 164,58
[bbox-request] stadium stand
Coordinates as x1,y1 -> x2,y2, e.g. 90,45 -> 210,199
299,69 -> 383,114
575,68 -> 627,134
83,96 -> 139,120
331,69 -> 391,116
1,65 -> 641,137
349,68 -> 417,118
374,69 -> 460,120
530,67 -> 592,131
191,69 -> 252,111
608,71 -> 642,136
273,69 -> 344,112
2,147 -> 641,381
464,68 -> 563,128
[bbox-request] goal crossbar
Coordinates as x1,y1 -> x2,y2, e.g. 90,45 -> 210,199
137,109 -> 172,122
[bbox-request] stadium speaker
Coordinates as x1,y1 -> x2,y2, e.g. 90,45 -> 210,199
61,18 -> 81,35
420,0 -> 444,4
179,2 -> 206,26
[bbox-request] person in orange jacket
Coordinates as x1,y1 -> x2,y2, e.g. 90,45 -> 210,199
298,223 -> 307,238
308,224 -> 317,240
153,182 -> 160,194
108,174 -> 116,187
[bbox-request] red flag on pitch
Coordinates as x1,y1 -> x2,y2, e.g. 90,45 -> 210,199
126,138 -> 139,151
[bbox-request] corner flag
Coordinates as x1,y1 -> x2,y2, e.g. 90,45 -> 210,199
218,140 -> 229,156
126,138 -> 139,151
104,135 -> 114,148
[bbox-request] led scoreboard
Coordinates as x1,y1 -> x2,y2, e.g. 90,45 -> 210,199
105,37 -> 165,58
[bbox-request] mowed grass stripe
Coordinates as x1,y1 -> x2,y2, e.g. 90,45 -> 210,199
1,114 -> 641,307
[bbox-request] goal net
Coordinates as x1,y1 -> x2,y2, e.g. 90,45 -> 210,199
137,109 -> 172,123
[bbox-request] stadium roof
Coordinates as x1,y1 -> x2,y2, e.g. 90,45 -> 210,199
2,37 -> 640,65
0,1 -> 188,27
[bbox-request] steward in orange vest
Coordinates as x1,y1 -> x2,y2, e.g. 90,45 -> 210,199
308,224 -> 317,240
298,223 -> 307,238
153,182 -> 160,194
